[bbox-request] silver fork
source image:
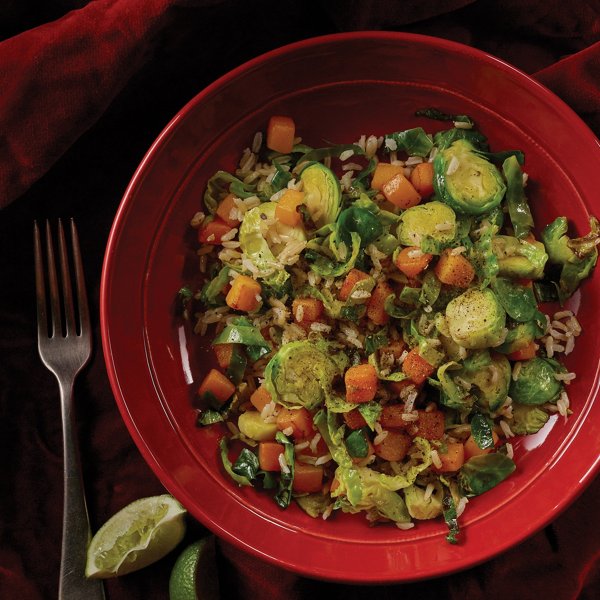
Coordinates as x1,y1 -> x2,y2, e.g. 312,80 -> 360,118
34,219 -> 105,600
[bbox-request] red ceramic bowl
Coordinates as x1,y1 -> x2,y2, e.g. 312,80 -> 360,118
100,32 -> 600,582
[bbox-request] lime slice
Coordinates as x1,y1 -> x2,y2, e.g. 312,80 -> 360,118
85,494 -> 187,578
169,537 -> 220,600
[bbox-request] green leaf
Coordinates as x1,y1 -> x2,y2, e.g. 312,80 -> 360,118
490,277 -> 539,323
442,493 -> 460,544
225,346 -> 247,385
212,317 -> 271,362
200,266 -> 230,306
541,216 -> 599,302
178,285 -> 193,302
204,170 -> 257,213
433,128 -> 489,152
274,432 -> 295,509
232,448 -> 260,481
383,127 -> 434,157
196,409 -> 224,426
478,149 -> 524,166
470,413 -> 494,450
305,231 -> 361,278
398,286 -> 421,306
219,438 -> 253,487
437,362 -> 474,412
533,279 -> 559,303
365,331 -> 389,355
458,453 -> 516,496
340,304 -> 365,322
384,294 -> 417,320
299,143 -> 364,164
337,206 -> 384,249
296,493 -> 332,518
419,270 -> 442,307
468,220 -> 499,288
345,429 -> 370,458
415,108 -> 474,125
357,402 -> 382,431
502,155 -> 533,239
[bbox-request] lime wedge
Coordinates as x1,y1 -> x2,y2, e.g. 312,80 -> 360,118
169,537 -> 220,600
85,494 -> 187,578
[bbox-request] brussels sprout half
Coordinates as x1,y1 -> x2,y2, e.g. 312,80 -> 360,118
509,357 -> 563,405
433,139 -> 506,216
461,351 -> 511,413
511,403 -> 550,435
300,162 -> 341,229
405,483 -> 444,520
264,340 -> 348,410
397,201 -> 457,248
492,235 -> 548,280
445,288 -> 507,350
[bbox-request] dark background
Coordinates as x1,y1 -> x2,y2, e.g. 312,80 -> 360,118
1,1 -> 599,598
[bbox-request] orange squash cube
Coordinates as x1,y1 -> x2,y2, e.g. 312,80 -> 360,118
401,349 -> 435,385
197,368 -> 236,405
374,430 -> 412,462
266,115 -> 295,154
258,441 -> 285,471
345,363 -> 379,403
382,173 -> 421,208
292,463 -> 324,493
366,281 -> 394,325
292,297 -> 324,324
275,189 -> 305,227
434,250 -> 475,288
409,162 -> 435,198
371,162 -> 405,191
250,385 -> 272,412
433,442 -> 465,473
276,407 -> 315,439
225,275 -> 262,312
216,193 -> 241,228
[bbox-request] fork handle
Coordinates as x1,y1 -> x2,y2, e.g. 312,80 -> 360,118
58,377 -> 106,600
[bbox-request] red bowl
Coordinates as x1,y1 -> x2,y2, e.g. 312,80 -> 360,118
100,32 -> 600,582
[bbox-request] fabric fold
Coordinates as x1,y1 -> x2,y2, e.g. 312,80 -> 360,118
0,0 -> 173,208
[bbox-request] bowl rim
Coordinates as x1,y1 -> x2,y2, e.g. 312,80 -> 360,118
100,30 -> 600,583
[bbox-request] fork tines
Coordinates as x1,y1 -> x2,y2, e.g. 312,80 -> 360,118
34,219 -> 90,340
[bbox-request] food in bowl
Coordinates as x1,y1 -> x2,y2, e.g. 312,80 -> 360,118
181,110 -> 598,542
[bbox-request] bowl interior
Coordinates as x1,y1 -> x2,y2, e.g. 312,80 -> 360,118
101,33 -> 600,582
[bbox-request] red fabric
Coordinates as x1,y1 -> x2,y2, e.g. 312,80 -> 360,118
0,0 -> 173,208
536,40 -> 600,135
1,1 -> 599,599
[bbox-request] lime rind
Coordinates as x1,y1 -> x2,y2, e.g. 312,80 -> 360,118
169,537 -> 220,600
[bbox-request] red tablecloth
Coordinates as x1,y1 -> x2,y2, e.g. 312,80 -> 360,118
1,1 -> 599,598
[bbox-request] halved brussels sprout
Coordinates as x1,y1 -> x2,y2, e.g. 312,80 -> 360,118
433,139 -> 506,215
492,235 -> 548,280
510,403 -> 550,435
461,351 -> 511,413
397,201 -> 457,247
509,357 -> 562,405
445,288 -> 506,349
300,162 -> 341,228
264,340 -> 348,410
404,483 -> 443,520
